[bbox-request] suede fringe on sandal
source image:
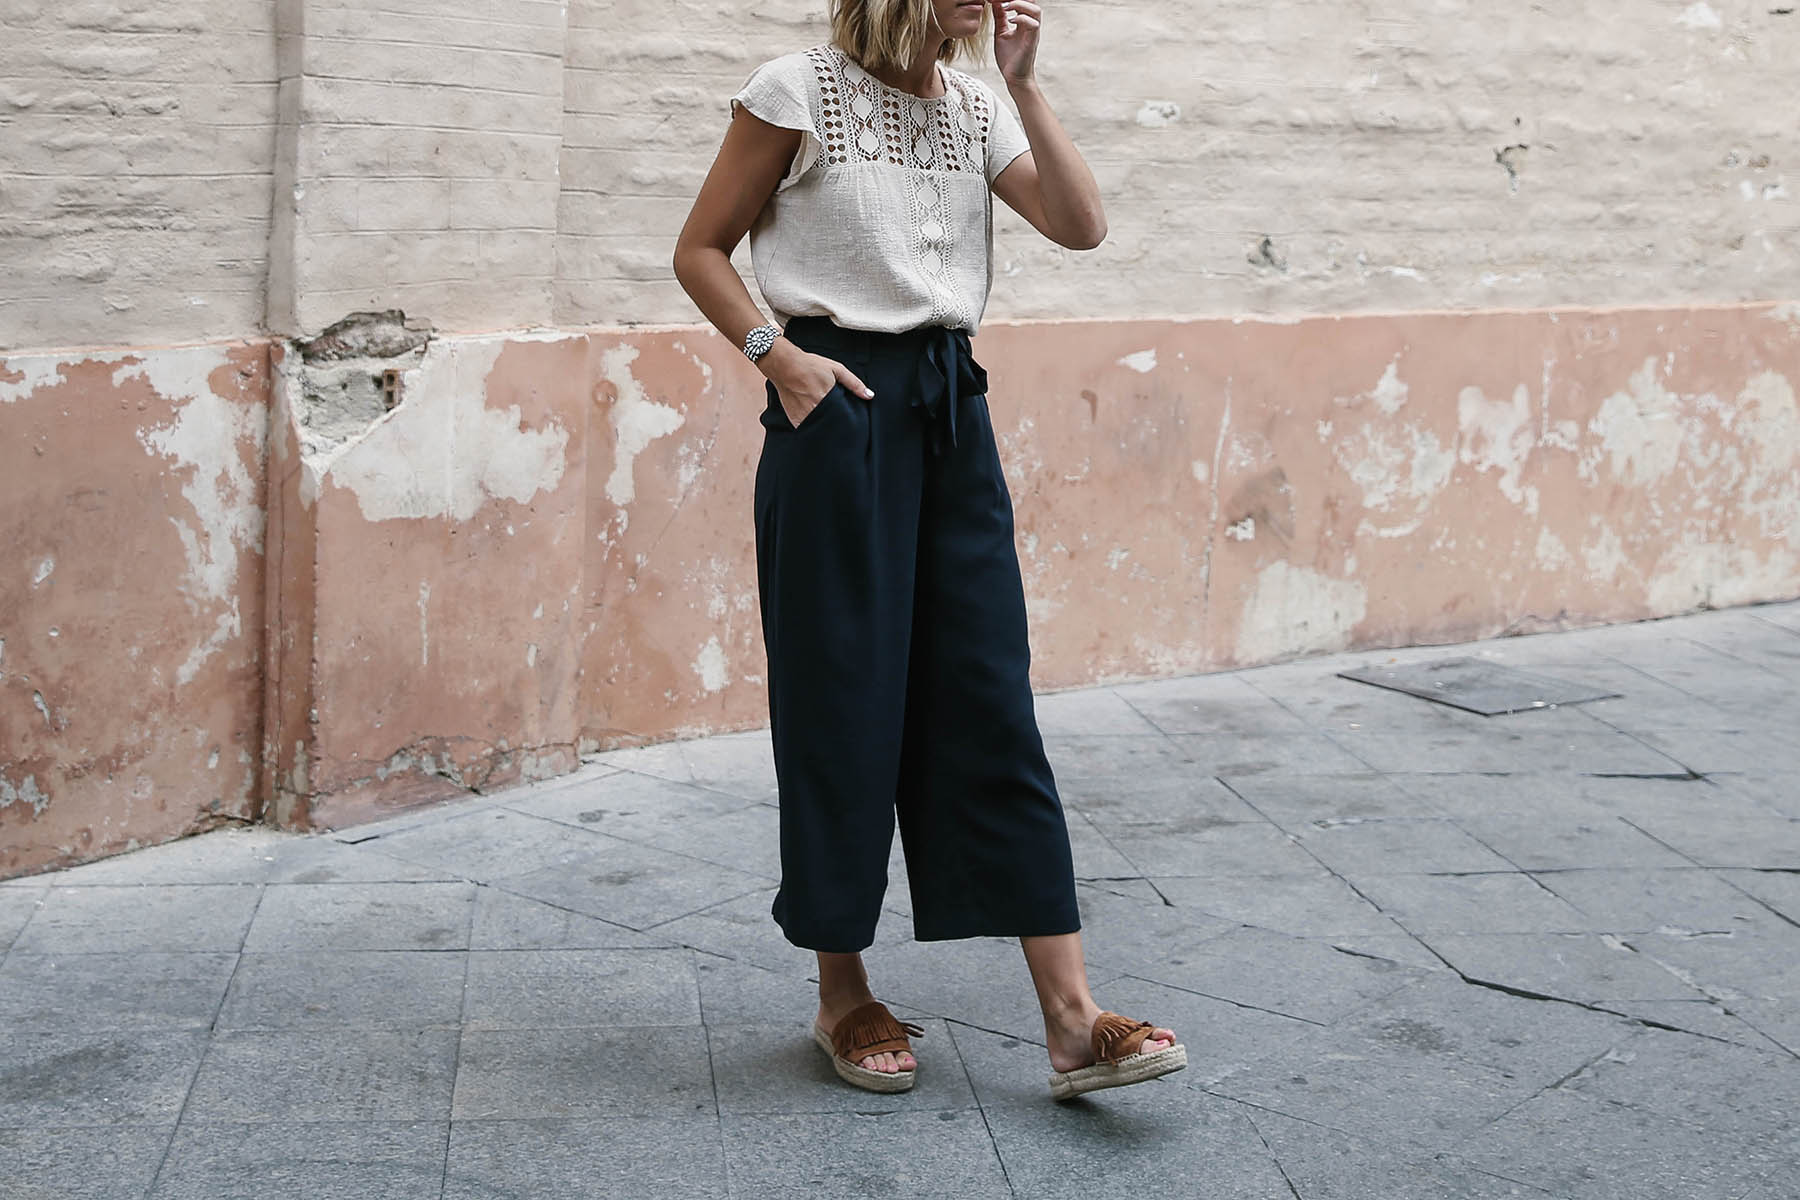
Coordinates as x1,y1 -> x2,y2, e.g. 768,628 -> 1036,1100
1047,1010 -> 1187,1101
812,1000 -> 925,1093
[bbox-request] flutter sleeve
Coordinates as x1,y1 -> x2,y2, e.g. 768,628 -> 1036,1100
730,55 -> 821,191
983,82 -> 1031,185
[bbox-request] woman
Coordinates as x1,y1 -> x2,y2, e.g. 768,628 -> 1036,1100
672,0 -> 1184,1101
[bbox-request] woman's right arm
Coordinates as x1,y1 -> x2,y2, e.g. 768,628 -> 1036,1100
672,109 -> 874,423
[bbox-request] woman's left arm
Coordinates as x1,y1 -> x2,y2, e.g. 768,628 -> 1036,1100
987,0 -> 1107,250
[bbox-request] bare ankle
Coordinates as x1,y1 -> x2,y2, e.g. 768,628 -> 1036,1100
1041,982 -> 1096,1013
815,951 -> 871,1006
1043,993 -> 1101,1028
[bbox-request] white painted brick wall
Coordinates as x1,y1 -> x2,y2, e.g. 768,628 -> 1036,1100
553,0 -> 823,325
556,0 -> 1800,327
4,0 -> 1795,350
0,0 -> 278,349
269,0 -> 567,336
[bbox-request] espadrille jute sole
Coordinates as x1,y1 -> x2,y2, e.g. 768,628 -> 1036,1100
812,1021 -> 916,1093
1048,1042 -> 1188,1101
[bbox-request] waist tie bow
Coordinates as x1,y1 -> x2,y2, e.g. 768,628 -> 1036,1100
910,326 -> 989,456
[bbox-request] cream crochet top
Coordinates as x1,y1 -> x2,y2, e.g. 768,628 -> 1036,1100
729,43 -> 1032,335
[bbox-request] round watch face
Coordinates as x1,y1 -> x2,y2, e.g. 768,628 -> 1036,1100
745,324 -> 779,361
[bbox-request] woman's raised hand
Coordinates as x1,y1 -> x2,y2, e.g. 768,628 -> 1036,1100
990,0 -> 1041,85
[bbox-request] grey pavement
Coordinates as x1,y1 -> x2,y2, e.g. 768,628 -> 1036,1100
3,600 -> 1799,1198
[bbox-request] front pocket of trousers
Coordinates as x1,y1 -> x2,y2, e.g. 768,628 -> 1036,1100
762,380 -> 836,433
790,382 -> 845,432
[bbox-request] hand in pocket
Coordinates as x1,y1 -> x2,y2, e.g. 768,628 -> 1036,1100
768,350 -> 874,429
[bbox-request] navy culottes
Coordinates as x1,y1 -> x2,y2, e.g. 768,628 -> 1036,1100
753,315 -> 1083,953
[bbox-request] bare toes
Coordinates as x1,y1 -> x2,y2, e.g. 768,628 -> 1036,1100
854,1050 -> 913,1073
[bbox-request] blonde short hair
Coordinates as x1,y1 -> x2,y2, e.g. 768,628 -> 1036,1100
829,0 -> 990,75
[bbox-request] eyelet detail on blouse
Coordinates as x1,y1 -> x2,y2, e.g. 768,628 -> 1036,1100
805,45 -> 990,176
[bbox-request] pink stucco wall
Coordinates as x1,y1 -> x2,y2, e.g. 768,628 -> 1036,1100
2,344 -> 271,876
3,302 -> 1797,874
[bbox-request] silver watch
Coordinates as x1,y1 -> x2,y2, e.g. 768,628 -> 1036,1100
743,322 -> 781,363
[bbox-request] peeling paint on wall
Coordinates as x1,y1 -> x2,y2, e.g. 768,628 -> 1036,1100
1582,523 -> 1630,584
1366,360 -> 1409,415
0,358 -> 68,405
1732,370 -> 1800,546
1327,357 -> 1453,531
602,344 -> 686,510
2,339 -> 269,877
1588,358 -> 1704,488
1458,383 -> 1538,512
176,602 -> 242,687
693,635 -> 729,693
1235,561 -> 1369,663
1534,527 -> 1573,570
0,770 -> 49,817
7,305 -> 1800,875
128,347 -> 266,605
318,336 -> 571,522
1646,539 -> 1798,613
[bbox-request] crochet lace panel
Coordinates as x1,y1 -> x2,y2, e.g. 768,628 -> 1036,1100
802,45 -> 990,326
804,45 -> 993,174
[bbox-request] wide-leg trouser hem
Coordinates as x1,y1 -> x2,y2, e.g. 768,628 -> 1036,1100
770,918 -> 1085,954
910,918 -> 1084,944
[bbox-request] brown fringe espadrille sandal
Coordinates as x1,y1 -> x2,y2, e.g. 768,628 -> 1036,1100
1047,1010 -> 1187,1101
812,999 -> 925,1093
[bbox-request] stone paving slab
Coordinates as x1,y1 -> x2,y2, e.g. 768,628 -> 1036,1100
1146,870 -> 1397,937
503,768 -> 764,845
720,1110 -> 1010,1199
241,882 -> 476,952
0,1031 -> 208,1127
0,886 -> 43,951
1033,685 -> 1166,736
461,947 -> 701,1030
1417,932 -> 1715,1006
981,1072 -> 1296,1199
1457,1087 -> 1799,1200
1445,808 -> 1694,871
465,886 -> 678,951
40,826 -> 460,888
1248,1109 -> 1562,1199
1346,873 -> 1593,936
216,951 -> 467,1031
2,599 -> 1797,1198
492,831 -> 773,933
14,885 -> 260,954
709,1016 -> 975,1115
152,1120 -> 448,1200
450,1026 -> 715,1122
183,1029 -> 459,1124
444,1116 -> 728,1200
0,953 -> 237,1032
0,1126 -> 173,1200
1130,923 -> 1428,1025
